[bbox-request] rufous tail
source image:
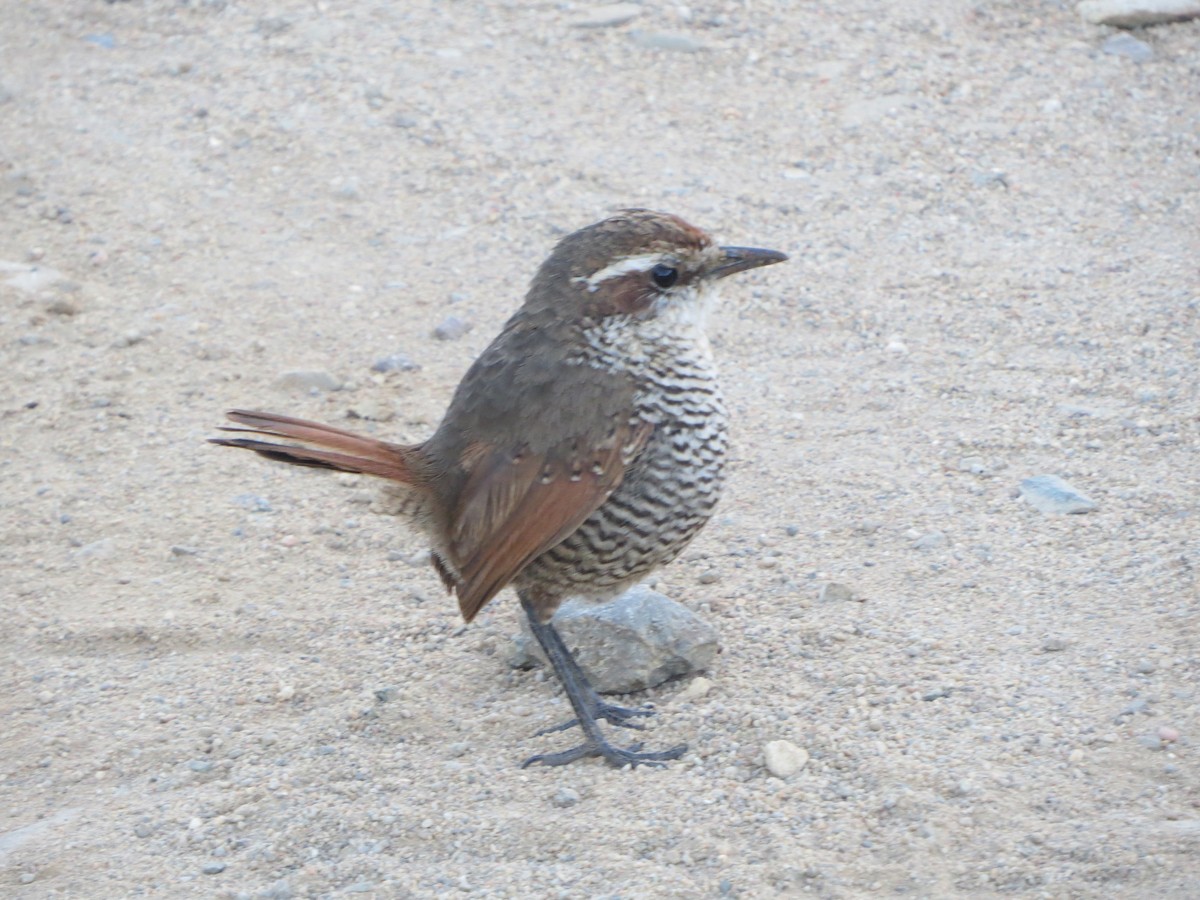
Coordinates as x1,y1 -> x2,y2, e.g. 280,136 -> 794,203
210,409 -> 420,483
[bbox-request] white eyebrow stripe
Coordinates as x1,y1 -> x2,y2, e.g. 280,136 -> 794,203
574,253 -> 673,291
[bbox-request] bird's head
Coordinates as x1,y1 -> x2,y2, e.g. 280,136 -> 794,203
525,209 -> 787,325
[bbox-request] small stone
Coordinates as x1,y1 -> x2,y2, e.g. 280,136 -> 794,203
570,3 -> 642,28
73,538 -> 115,561
958,456 -> 989,475
432,316 -> 472,341
1042,636 -> 1069,652
818,582 -> 856,603
188,759 -> 214,773
763,740 -> 809,778
276,370 -> 341,393
45,296 -> 81,316
1158,726 -> 1180,743
370,352 -> 420,373
970,170 -> 1009,189
1135,659 -> 1156,674
276,684 -> 295,701
171,545 -> 199,556
675,676 -> 712,703
912,531 -> 948,550
1078,0 -> 1200,28
1019,475 -> 1097,515
697,570 -> 720,584
1138,734 -> 1164,751
551,787 -> 581,808
629,30 -> 706,52
202,862 -> 227,875
19,873 -> 35,884
233,493 -> 272,512
1101,32 -> 1154,62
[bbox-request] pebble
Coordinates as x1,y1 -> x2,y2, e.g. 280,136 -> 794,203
202,862 -> 227,875
818,581 -> 856,603
276,370 -> 341,393
1041,636 -> 1070,652
19,873 -> 36,884
1135,659 -> 1156,674
511,585 -> 718,693
370,352 -> 420,373
675,676 -> 713,703
697,570 -> 720,584
1158,726 -> 1180,743
570,4 -> 642,28
171,545 -> 200,556
1019,475 -> 1097,515
628,30 -> 706,52
432,316 -> 472,341
73,538 -> 115,561
763,740 -> 809,778
1101,33 -> 1154,62
1078,0 -> 1200,28
233,493 -> 272,512
958,456 -> 989,475
912,530 -> 948,551
551,787 -> 581,808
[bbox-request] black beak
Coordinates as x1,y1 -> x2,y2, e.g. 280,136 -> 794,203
711,245 -> 789,279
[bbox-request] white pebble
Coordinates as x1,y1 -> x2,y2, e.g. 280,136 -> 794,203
763,740 -> 809,778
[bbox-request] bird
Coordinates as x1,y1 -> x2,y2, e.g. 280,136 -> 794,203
211,209 -> 786,768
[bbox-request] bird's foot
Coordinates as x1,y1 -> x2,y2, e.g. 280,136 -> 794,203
533,699 -> 655,737
521,739 -> 687,770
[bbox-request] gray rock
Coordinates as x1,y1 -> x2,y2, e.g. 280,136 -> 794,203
73,538 -> 115,561
1078,0 -> 1200,28
958,456 -> 989,475
275,370 -> 341,393
818,581 -> 856,603
370,352 -> 420,373
912,530 -> 948,550
551,786 -> 581,808
1019,475 -> 1098,514
629,30 -> 706,52
571,4 -> 642,28
1101,33 -> 1154,61
511,585 -> 718,694
201,862 -> 227,875
432,316 -> 472,341
233,493 -> 272,512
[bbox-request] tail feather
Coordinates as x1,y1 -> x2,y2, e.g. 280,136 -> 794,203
210,409 -> 419,483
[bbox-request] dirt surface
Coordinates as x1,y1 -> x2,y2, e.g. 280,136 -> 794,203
2,1 -> 1198,896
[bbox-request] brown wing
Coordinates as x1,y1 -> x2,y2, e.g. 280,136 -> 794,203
449,419 -> 652,622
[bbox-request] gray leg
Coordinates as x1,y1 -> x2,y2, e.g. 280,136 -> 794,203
519,592 -> 686,769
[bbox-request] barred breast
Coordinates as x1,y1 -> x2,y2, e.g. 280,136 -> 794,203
517,328 -> 728,601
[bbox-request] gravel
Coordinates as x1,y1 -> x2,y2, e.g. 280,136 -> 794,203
1,1 -> 1196,896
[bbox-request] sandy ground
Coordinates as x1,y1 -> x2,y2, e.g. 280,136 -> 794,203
2,1 -> 1199,896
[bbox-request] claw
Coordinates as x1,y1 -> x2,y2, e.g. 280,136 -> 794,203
534,700 -> 654,736
522,739 -> 687,769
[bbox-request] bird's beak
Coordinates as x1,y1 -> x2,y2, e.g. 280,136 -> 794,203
711,245 -> 789,279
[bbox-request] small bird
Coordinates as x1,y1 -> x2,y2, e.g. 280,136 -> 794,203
212,210 -> 786,768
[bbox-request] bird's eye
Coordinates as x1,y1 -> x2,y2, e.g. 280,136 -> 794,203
650,264 -> 678,289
